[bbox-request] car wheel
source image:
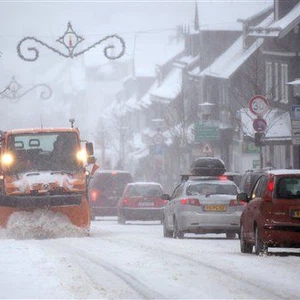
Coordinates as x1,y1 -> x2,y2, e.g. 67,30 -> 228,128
255,226 -> 267,255
240,225 -> 253,253
174,218 -> 184,239
118,211 -> 126,225
163,216 -> 173,238
226,232 -> 236,239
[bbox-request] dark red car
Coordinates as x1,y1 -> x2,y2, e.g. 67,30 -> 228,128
238,169 -> 300,255
117,182 -> 166,224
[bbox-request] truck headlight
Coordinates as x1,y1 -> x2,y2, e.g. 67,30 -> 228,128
76,149 -> 87,162
1,153 -> 14,166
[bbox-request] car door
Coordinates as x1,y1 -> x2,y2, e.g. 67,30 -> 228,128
243,175 -> 267,241
164,183 -> 184,229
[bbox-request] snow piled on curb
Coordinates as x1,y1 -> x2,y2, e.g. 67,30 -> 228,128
6,209 -> 88,239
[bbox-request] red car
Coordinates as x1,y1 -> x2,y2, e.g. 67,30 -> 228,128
117,182 -> 166,224
238,169 -> 300,255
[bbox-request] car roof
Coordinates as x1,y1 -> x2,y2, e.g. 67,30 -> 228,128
95,170 -> 131,175
127,182 -> 162,186
266,169 -> 300,176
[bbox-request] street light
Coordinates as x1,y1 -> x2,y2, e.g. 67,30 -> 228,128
17,22 -> 126,62
0,76 -> 52,103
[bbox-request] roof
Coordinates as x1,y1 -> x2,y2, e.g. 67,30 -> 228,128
249,3 -> 300,38
150,68 -> 182,100
198,36 -> 264,79
6,128 -> 79,135
267,169 -> 300,175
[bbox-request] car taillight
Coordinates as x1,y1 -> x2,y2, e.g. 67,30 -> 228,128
264,176 -> 274,202
180,198 -> 201,206
90,189 -> 100,202
229,199 -> 246,206
219,176 -> 228,181
122,198 -> 130,206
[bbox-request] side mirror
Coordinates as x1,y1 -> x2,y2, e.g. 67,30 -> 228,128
87,156 -> 96,164
86,142 -> 94,156
237,192 -> 249,203
161,193 -> 171,200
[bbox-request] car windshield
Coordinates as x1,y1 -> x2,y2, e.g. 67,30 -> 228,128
276,177 -> 300,198
186,183 -> 238,195
127,185 -> 162,197
6,132 -> 81,174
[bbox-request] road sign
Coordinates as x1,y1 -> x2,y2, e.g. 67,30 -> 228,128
291,105 -> 300,120
194,124 -> 219,142
153,133 -> 164,145
253,117 -> 267,132
249,95 -> 269,117
202,142 -> 213,155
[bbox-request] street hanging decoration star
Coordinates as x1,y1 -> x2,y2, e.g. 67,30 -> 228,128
17,21 -> 126,61
0,77 -> 52,103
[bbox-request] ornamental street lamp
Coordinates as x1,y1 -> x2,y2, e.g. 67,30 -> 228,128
0,77 -> 52,103
17,21 -> 126,62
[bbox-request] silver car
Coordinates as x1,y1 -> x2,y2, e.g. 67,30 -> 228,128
162,176 -> 245,239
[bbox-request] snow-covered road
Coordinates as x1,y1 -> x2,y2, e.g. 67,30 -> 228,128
0,218 -> 299,299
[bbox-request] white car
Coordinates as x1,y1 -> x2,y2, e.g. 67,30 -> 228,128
162,175 -> 246,239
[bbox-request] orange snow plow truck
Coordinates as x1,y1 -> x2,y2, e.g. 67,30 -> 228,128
0,127 -> 96,232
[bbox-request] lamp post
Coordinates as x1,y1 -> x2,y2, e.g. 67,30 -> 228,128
17,22 -> 126,62
0,76 -> 52,103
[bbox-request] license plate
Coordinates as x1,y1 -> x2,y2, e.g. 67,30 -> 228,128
204,204 -> 226,212
138,202 -> 154,207
291,210 -> 300,218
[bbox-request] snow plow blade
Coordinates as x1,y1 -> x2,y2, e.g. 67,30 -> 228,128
0,196 -> 91,229
0,193 -> 82,208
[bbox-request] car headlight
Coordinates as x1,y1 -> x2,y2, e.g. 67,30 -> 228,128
1,153 -> 14,166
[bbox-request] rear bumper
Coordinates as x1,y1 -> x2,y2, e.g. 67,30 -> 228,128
121,207 -> 163,221
261,223 -> 300,247
178,211 -> 241,233
0,193 -> 83,208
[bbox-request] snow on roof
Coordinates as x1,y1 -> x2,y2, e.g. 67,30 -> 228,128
249,3 -> 300,38
287,79 -> 300,85
134,31 -> 184,77
199,37 -> 264,79
150,68 -> 182,100
239,108 -> 291,140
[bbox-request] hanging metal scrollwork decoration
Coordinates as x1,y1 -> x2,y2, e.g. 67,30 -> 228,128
17,22 -> 126,61
0,77 -> 52,103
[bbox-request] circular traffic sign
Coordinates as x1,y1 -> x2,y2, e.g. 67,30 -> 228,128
153,133 -> 164,145
249,95 -> 269,117
253,117 -> 267,132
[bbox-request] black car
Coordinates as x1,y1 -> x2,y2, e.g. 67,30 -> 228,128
88,170 -> 133,219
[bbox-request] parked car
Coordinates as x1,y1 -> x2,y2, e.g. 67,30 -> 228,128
117,182 -> 166,224
224,172 -> 242,187
162,175 -> 244,239
238,169 -> 300,255
88,170 -> 133,219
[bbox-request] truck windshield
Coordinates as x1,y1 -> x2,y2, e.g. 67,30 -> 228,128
6,132 -> 82,173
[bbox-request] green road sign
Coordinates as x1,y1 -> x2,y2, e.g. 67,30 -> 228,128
194,123 -> 219,142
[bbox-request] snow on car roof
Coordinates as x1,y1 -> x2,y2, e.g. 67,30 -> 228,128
267,169 -> 300,175
127,182 -> 162,186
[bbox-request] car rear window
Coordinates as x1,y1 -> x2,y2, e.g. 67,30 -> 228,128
90,172 -> 133,190
276,177 -> 300,198
128,185 -> 162,197
187,183 -> 238,195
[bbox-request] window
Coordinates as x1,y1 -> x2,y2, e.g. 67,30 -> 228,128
274,63 -> 279,101
251,176 -> 266,199
265,62 -> 272,98
280,63 -> 288,103
276,177 -> 300,198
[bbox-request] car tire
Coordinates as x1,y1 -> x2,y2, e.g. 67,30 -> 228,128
240,225 -> 253,253
163,216 -> 173,238
255,226 -> 267,255
174,218 -> 184,239
118,211 -> 126,225
226,232 -> 236,239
